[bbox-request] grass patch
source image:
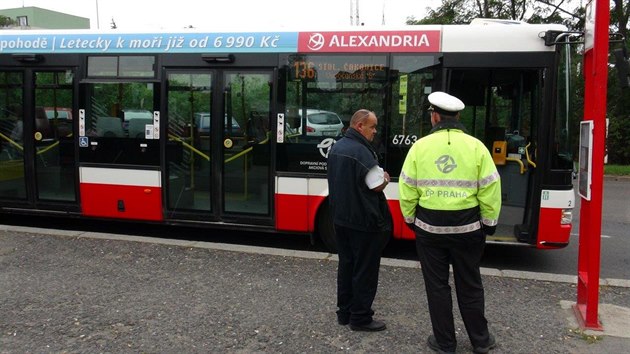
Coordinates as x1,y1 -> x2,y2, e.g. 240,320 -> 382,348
604,164 -> 630,176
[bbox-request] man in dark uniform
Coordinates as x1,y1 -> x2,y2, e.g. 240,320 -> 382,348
399,92 -> 501,353
327,109 -> 392,332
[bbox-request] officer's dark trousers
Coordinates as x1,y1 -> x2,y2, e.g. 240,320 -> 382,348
415,231 -> 490,352
335,225 -> 386,326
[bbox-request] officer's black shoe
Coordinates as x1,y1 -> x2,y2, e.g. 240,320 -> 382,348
473,334 -> 497,354
337,316 -> 350,325
349,320 -> 386,332
427,335 -> 455,354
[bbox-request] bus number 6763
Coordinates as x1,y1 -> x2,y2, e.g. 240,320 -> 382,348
392,135 -> 418,146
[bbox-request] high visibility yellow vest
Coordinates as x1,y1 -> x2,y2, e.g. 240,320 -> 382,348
399,127 -> 501,233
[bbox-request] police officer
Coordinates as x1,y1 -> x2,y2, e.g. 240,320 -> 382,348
327,109 -> 391,332
399,92 -> 501,354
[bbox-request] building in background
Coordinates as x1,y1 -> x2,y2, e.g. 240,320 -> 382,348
0,6 -> 89,29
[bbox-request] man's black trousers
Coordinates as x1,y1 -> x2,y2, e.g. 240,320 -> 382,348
335,225 -> 388,326
415,232 -> 490,352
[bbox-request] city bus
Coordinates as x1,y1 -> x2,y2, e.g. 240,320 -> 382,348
0,19 -> 575,252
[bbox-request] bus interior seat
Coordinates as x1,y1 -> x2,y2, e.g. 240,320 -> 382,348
128,118 -> 153,139
96,116 -> 124,137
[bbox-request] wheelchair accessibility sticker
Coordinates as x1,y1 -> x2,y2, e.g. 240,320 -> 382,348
79,137 -> 89,148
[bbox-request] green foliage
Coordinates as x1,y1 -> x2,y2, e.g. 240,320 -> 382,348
0,15 -> 16,27
609,0 -> 629,147
406,0 -> 579,26
408,0 -> 464,25
607,30 -> 630,164
604,164 -> 630,176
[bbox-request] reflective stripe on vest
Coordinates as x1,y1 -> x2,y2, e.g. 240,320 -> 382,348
413,218 -> 481,234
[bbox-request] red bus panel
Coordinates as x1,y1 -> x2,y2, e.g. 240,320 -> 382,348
537,207 -> 571,249
80,183 -> 163,221
79,167 -> 163,221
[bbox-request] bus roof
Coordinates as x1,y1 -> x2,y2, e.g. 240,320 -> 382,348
0,20 -> 566,55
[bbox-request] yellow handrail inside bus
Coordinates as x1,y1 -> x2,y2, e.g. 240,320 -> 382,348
224,146 -> 252,163
224,134 -> 269,164
525,142 -> 537,168
1,129 -> 264,173
168,133 -> 210,161
0,132 -> 24,151
0,132 -> 74,155
505,157 -> 526,174
36,140 -> 60,154
168,132 -> 269,164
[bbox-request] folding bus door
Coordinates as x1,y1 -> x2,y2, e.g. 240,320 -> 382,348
0,69 -> 78,209
164,69 -> 273,223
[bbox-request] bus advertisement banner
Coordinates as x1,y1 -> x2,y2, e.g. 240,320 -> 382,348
0,32 -> 300,54
2,30 -> 441,54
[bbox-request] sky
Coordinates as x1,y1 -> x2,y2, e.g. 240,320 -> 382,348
4,0 -> 442,30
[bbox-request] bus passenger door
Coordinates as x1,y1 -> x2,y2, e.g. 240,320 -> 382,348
164,69 -> 273,223
221,71 -> 272,217
447,68 -> 542,245
0,69 -> 78,209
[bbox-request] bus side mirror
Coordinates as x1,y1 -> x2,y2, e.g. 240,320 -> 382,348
613,48 -> 630,88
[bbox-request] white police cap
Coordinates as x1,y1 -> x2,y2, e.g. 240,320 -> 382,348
428,91 -> 465,114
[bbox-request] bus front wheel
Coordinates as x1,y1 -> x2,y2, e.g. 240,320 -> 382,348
317,203 -> 338,253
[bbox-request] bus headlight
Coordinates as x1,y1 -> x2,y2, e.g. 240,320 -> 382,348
561,209 -> 573,224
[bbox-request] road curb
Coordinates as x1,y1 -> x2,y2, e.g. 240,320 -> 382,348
604,175 -> 630,181
2,224 -> 629,288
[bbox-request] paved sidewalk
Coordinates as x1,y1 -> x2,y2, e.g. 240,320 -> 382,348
1,225 -> 629,353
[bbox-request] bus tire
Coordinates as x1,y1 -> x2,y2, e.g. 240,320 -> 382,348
317,202 -> 338,253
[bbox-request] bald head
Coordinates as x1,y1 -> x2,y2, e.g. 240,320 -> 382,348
350,109 -> 378,142
350,109 -> 373,127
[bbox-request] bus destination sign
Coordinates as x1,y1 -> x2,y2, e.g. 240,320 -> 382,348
289,57 -> 387,82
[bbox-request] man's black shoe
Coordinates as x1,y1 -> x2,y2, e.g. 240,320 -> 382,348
427,335 -> 455,354
473,334 -> 496,354
349,320 -> 386,332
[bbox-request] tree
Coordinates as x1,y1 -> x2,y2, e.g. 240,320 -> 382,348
0,15 -> 16,28
408,0 -> 582,29
611,0 -> 629,39
608,0 -> 630,164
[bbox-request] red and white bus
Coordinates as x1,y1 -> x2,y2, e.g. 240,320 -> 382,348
0,19 -> 575,251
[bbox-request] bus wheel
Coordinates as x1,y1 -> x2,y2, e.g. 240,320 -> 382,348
317,203 -> 338,253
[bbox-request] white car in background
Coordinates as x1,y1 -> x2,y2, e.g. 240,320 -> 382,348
301,109 -> 344,137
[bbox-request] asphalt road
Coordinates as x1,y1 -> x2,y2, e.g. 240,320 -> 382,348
3,229 -> 629,354
583,178 -> 630,280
